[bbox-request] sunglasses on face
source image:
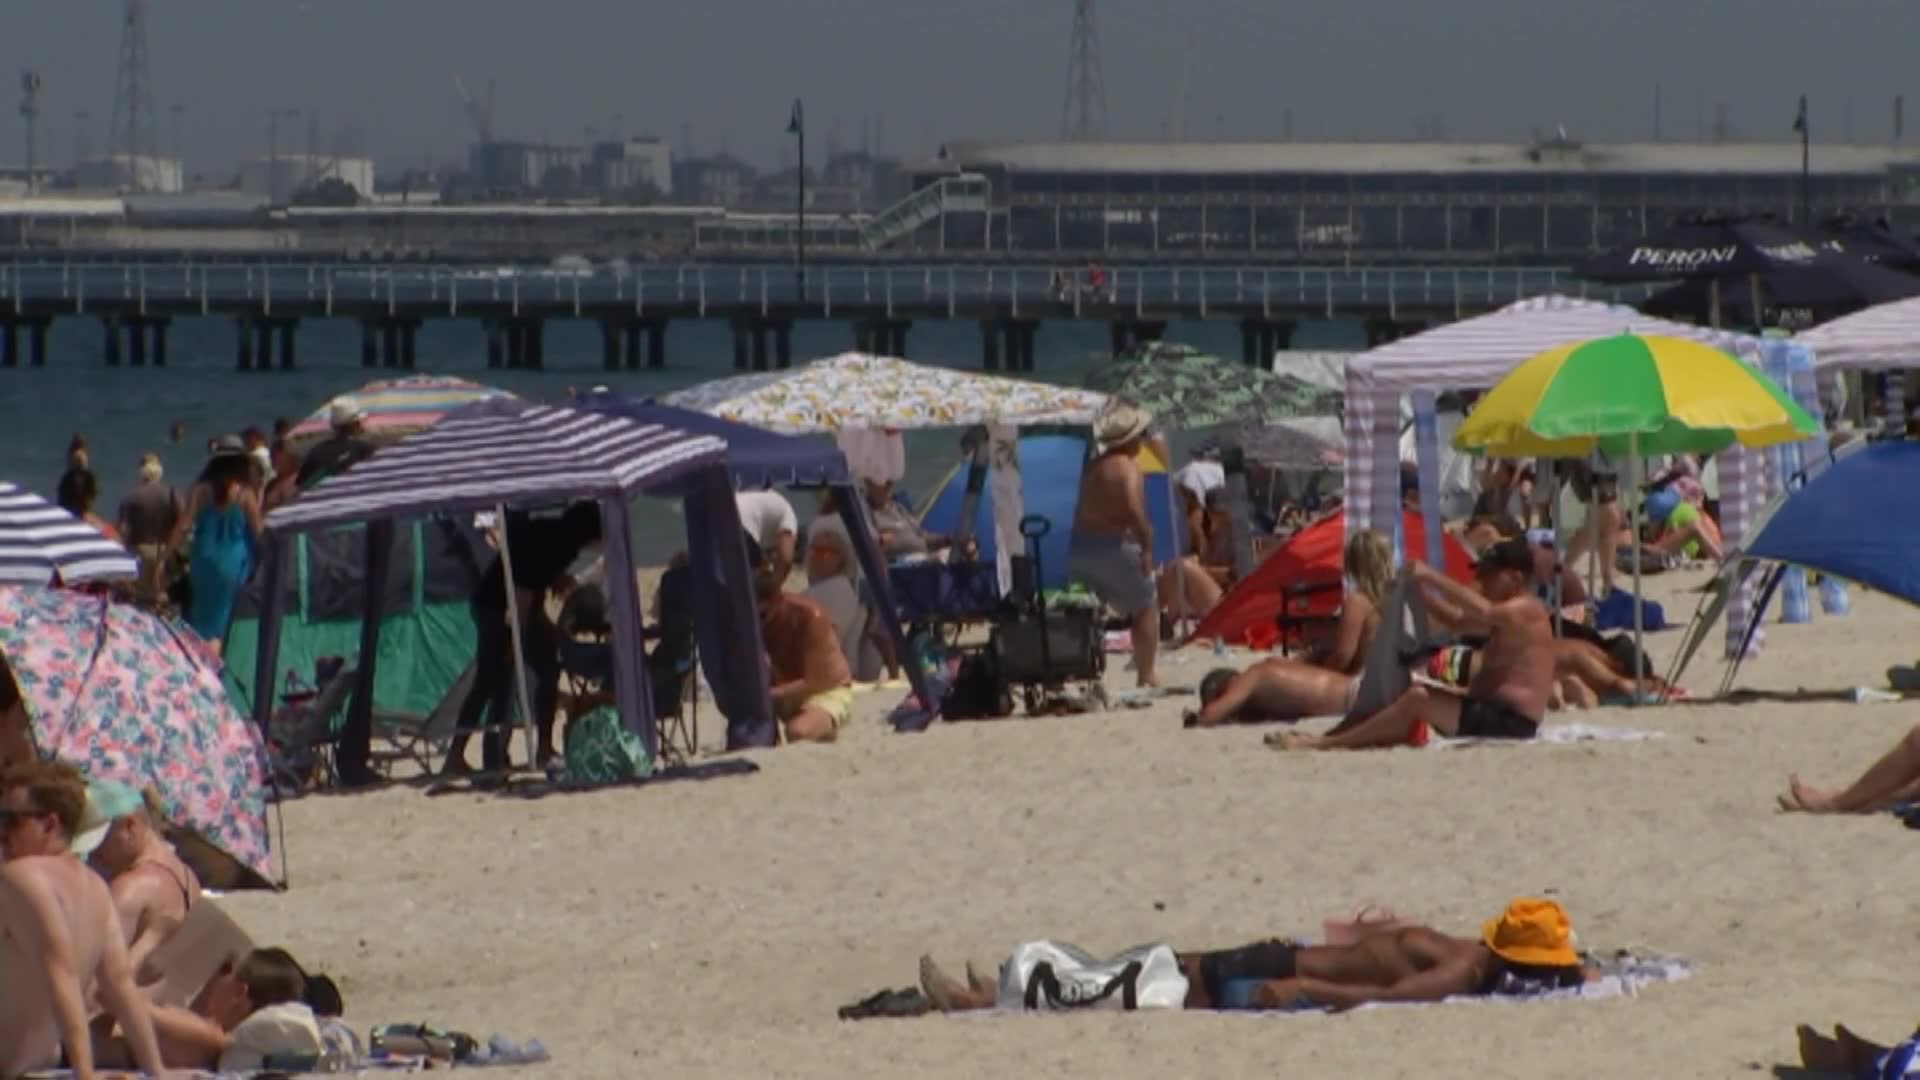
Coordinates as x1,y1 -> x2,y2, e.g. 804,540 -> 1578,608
0,806 -> 45,829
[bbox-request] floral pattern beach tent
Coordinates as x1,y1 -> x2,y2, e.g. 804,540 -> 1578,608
285,374 -> 513,452
0,585 -> 273,886
663,352 -> 1107,433
1085,342 -> 1340,431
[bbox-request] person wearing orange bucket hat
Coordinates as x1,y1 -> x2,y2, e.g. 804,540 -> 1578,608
912,897 -> 1592,1013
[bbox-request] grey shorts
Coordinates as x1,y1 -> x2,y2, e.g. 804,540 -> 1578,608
1067,534 -> 1156,616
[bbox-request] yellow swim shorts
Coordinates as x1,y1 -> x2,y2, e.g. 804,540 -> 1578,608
778,685 -> 854,729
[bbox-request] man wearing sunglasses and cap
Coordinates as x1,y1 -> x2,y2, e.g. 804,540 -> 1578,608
0,760 -> 166,1079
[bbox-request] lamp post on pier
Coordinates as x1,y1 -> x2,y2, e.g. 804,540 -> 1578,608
787,97 -> 806,301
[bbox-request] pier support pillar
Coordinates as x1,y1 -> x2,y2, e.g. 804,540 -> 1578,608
255,321 -> 275,373
149,318 -> 170,368
103,315 -> 122,367
523,319 -> 544,371
731,324 -> 750,371
645,321 -> 667,369
855,319 -> 911,359
980,321 -> 1002,371
773,321 -> 792,370
601,321 -> 622,372
127,319 -> 148,368
382,322 -> 402,370
278,320 -> 298,371
622,322 -> 642,370
362,322 -> 380,368
399,319 -> 418,370
1240,319 -> 1296,368
235,318 -> 255,372
0,322 -> 15,368
750,324 -> 769,371
1364,319 -> 1423,349
485,322 -> 504,370
27,319 -> 48,368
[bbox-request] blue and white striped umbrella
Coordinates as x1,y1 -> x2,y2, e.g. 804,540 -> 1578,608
0,481 -> 140,585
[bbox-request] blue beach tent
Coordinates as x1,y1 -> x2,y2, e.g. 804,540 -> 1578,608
1743,438 -> 1920,606
919,434 -> 1186,591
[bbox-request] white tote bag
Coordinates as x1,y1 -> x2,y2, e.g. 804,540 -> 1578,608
995,940 -> 1189,1012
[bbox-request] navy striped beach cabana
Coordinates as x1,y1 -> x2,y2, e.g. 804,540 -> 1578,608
0,480 -> 140,586
259,397 -> 776,767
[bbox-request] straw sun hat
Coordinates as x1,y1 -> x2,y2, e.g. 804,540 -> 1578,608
1481,897 -> 1579,967
1094,401 -> 1152,451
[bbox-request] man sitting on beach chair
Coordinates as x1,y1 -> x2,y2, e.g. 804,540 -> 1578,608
755,552 -> 854,744
1269,540 -> 1554,751
0,761 -> 167,1078
917,897 -> 1589,1012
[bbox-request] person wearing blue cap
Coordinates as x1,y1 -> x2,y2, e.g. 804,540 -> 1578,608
84,778 -> 201,978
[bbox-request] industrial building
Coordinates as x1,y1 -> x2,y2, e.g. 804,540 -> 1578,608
239,155 -> 377,201
900,139 -> 1920,261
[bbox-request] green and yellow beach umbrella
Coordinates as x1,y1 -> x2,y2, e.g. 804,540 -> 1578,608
1452,334 -> 1817,458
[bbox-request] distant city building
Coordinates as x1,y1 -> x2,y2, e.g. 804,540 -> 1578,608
468,141 -> 588,194
239,155 -> 376,201
673,154 -> 757,209
909,138 -> 1920,260
71,155 -> 184,194
588,137 -> 673,198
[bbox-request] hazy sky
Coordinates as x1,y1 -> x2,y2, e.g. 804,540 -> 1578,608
5,0 -> 1919,174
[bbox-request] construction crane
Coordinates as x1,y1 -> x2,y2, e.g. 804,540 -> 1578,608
454,76 -> 496,192
19,71 -> 41,194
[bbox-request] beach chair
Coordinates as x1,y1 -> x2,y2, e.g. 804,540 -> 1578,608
266,662 -> 357,792
646,564 -> 700,765
369,662 -> 479,777
556,583 -> 615,714
137,897 -> 255,1009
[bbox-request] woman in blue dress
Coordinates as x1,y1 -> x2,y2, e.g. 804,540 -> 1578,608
170,437 -> 262,653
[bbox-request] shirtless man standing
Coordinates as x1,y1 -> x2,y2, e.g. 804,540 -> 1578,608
0,761 -> 167,1079
1270,538 -> 1554,750
756,556 -> 854,744
1069,403 -> 1160,687
918,897 -> 1586,1012
87,779 -> 201,979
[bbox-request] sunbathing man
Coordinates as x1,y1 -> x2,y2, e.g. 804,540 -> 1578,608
1069,403 -> 1160,687
757,554 -> 854,743
1186,529 -> 1394,727
86,779 -> 202,979
0,760 -> 167,1079
918,897 -> 1587,1012
1269,539 -> 1554,750
1777,720 -> 1920,813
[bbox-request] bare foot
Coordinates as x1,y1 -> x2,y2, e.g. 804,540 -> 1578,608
965,961 -> 998,998
1797,1023 -> 1846,1071
1835,1023 -> 1888,1072
1777,774 -> 1841,814
1264,730 -> 1323,751
1136,674 -> 1161,690
919,955 -> 980,1012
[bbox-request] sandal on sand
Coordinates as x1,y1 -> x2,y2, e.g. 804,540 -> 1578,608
838,987 -> 933,1020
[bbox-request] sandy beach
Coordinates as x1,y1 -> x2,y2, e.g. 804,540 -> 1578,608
218,568 -> 1920,1078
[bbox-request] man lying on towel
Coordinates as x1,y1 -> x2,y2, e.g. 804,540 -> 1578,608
917,898 -> 1589,1012
1269,540 -> 1553,751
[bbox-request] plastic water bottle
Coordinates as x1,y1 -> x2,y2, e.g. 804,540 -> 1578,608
1819,575 -> 1851,617
1779,567 -> 1811,624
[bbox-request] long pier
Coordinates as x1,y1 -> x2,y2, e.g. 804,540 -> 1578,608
0,261 -> 1654,372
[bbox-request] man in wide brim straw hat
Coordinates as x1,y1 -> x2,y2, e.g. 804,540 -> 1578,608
1070,399 -> 1163,687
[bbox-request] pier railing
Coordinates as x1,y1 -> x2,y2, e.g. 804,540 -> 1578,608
0,260 -> 1655,320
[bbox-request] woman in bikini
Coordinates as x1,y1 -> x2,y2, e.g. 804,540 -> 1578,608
1185,529 -> 1394,727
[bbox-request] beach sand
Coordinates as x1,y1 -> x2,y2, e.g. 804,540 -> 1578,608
221,569 -> 1920,1078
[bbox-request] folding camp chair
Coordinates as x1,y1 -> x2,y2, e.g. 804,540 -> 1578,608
265,662 -> 357,792
646,565 -> 700,765
369,662 -> 480,777
556,583 -> 615,717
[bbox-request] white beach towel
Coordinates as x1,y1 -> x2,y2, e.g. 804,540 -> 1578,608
1435,723 -> 1664,748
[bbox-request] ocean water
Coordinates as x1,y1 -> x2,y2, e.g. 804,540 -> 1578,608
0,314 -> 1361,562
